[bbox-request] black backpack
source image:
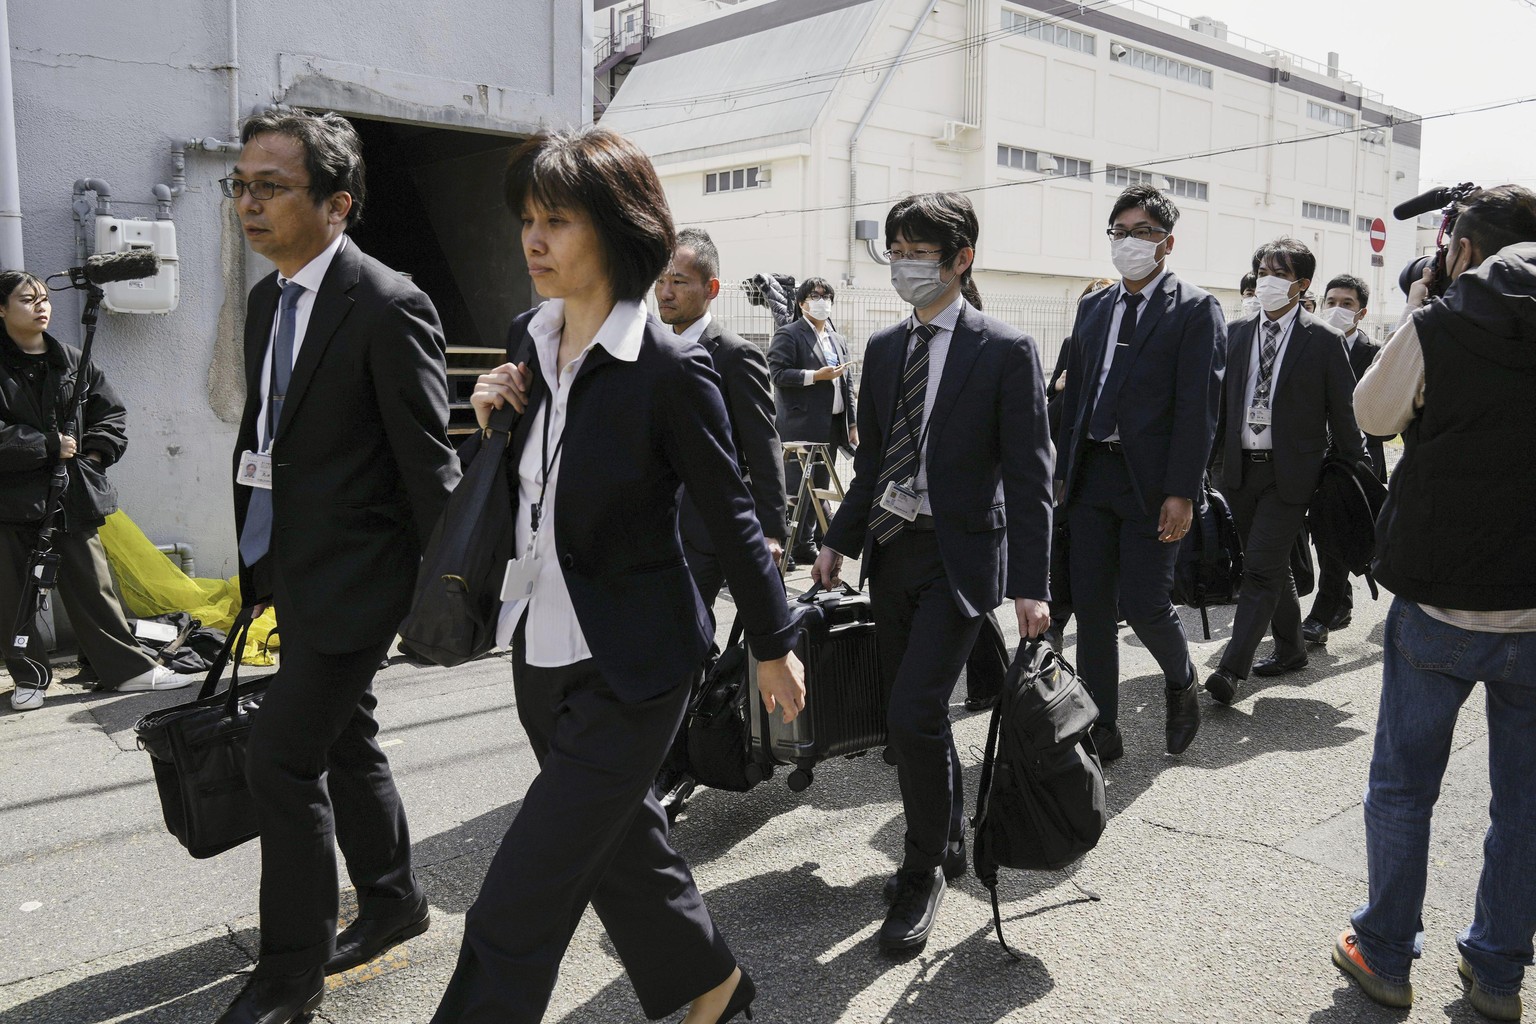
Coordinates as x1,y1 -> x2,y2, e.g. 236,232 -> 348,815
1308,454 -> 1389,598
972,639 -> 1107,957
1171,481 -> 1244,639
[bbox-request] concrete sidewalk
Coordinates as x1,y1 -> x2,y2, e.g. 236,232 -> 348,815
0,568 -> 1518,1023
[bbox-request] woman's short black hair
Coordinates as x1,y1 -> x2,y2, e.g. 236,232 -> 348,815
505,126 -> 675,303
795,276 -> 836,306
241,109 -> 368,227
0,270 -> 47,307
885,192 -> 979,290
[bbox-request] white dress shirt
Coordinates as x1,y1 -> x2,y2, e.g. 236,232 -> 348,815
1241,303 -> 1300,451
675,310 -> 711,347
493,298 -> 648,664
255,232 -> 348,448
902,294 -> 965,515
1092,270 -> 1166,442
799,320 -> 846,415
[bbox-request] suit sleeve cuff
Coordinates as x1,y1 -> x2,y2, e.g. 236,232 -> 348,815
746,618 -> 797,663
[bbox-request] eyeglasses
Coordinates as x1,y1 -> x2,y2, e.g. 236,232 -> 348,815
1106,226 -> 1169,241
219,177 -> 309,201
884,248 -> 946,262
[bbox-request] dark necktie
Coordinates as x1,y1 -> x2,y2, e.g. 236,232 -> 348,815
238,280 -> 304,566
1250,319 -> 1280,437
869,323 -> 938,545
1088,291 -> 1143,441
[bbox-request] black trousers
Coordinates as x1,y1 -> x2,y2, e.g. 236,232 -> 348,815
1308,548 -> 1354,626
1220,458 -> 1309,677
243,628 -> 413,975
432,637 -> 733,1023
786,415 -> 849,552
868,527 -> 979,871
1066,446 -> 1194,727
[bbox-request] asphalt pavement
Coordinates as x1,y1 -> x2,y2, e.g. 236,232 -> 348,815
0,557 -> 1520,1023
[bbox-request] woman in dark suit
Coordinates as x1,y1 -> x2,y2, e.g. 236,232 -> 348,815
431,127 -> 805,1024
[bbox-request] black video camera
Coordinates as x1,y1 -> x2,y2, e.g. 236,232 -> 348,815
1394,182 -> 1481,299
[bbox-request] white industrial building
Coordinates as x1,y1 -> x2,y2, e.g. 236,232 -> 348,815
598,0 -> 1423,333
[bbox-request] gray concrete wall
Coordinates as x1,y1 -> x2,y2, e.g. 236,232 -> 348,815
8,1 -> 587,589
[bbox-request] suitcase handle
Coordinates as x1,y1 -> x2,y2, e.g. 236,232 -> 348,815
796,581 -> 859,603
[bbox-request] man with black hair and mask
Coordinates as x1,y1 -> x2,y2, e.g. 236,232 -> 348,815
1055,184 -> 1225,761
1332,185 -> 1536,1021
811,191 -> 1052,955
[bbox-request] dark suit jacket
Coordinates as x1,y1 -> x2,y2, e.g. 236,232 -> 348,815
1345,332 -> 1391,481
495,307 -> 796,702
1056,272 -> 1227,514
767,317 -> 856,443
1215,310 -> 1369,505
679,318 -> 787,550
233,239 -> 459,653
824,302 -> 1053,615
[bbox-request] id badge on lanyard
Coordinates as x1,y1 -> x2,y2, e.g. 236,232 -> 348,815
501,397 -> 564,601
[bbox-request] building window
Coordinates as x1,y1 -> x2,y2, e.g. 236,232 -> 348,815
705,165 -> 766,194
1307,101 -> 1355,128
1166,175 -> 1208,201
998,145 -> 1092,180
1115,44 -> 1213,89
1303,201 -> 1351,224
1356,215 -> 1373,233
1001,8 -> 1095,54
1105,165 -> 1156,188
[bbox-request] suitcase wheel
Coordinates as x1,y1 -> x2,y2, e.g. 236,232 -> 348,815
882,746 -> 899,766
787,768 -> 814,792
744,763 -> 767,785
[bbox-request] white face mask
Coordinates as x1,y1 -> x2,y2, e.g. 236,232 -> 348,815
1254,275 -> 1297,313
1320,305 -> 1360,333
1110,236 -> 1163,281
805,298 -> 833,321
890,260 -> 953,309
1240,296 -> 1262,317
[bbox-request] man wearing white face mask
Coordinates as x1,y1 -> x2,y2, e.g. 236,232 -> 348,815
1204,239 -> 1369,705
1304,274 -> 1388,646
768,276 -> 856,562
1055,184 -> 1225,761
1234,272 -> 1261,321
810,192 -> 1052,954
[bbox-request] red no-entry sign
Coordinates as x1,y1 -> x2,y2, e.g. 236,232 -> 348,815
1370,218 -> 1387,253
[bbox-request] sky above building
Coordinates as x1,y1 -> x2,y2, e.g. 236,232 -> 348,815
1160,0 -> 1535,192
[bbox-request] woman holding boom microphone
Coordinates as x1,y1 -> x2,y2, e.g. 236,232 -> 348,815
431,127 -> 805,1024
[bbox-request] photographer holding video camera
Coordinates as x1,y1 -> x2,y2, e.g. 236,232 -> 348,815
1333,185 -> 1536,1019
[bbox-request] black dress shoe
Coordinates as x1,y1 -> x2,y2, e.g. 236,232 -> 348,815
1328,611 -> 1352,631
1301,618 -> 1330,645
325,899 -> 430,975
715,968 -> 756,1022
1165,681 -> 1200,755
790,544 -> 819,564
879,867 -> 945,952
216,968 -> 324,1024
963,692 -> 998,712
1088,722 -> 1123,762
1253,654 -> 1309,677
1204,667 -> 1242,706
884,835 -> 966,902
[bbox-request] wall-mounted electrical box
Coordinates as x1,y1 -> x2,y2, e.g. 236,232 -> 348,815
93,217 -> 179,313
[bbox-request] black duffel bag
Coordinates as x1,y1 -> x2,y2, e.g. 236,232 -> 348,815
134,608 -> 264,859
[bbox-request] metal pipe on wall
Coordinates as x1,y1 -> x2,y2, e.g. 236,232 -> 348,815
0,0 -> 25,270
227,0 -> 240,139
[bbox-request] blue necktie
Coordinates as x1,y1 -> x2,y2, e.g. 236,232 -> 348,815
1088,291 -> 1143,441
869,323 -> 937,545
238,281 -> 304,566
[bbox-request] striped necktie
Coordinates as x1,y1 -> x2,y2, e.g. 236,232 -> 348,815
869,323 -> 938,545
1250,319 -> 1280,436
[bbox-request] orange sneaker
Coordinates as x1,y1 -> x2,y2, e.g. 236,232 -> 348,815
1332,929 -> 1414,1008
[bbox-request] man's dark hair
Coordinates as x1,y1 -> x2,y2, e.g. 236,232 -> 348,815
1109,183 -> 1179,232
241,109 -> 367,227
1239,272 -> 1257,294
1451,184 -> 1536,260
505,126 -> 674,303
674,227 -> 719,282
1252,237 -> 1317,283
1326,273 -> 1370,308
0,270 -> 47,307
795,276 -> 836,306
885,192 -> 979,292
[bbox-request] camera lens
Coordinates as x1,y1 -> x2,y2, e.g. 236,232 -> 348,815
1398,253 -> 1436,298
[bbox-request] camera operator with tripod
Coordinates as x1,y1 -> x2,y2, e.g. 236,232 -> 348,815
1332,185 -> 1536,1021
0,270 -> 196,711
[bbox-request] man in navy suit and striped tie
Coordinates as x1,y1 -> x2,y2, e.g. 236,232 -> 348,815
813,193 -> 1052,955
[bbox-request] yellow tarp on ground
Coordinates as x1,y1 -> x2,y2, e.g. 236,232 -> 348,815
97,510 -> 279,665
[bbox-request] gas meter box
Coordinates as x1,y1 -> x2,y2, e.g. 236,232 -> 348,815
93,217 -> 179,313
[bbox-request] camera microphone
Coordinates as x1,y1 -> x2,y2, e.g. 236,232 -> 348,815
64,249 -> 162,289
1393,183 -> 1477,221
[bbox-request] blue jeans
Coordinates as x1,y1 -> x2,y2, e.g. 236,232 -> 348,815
1352,597 -> 1536,998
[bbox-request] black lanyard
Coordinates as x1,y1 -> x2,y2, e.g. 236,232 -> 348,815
530,393 -> 566,536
